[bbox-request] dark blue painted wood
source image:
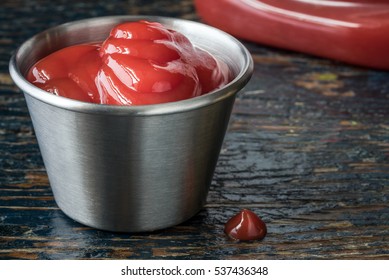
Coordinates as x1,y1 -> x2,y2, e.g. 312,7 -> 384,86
1,0 -> 388,259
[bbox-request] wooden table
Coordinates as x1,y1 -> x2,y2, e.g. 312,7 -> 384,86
1,0 -> 388,260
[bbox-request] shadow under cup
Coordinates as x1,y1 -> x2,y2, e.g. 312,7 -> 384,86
9,16 -> 253,232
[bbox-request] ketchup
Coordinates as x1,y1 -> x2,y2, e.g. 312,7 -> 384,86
27,21 -> 230,105
224,209 -> 267,241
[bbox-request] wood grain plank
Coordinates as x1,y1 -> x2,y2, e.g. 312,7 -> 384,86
1,0 -> 389,260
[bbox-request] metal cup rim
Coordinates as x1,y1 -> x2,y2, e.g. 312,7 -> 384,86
9,15 -> 253,116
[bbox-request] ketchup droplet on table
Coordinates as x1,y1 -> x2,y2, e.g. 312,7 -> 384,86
224,209 -> 267,241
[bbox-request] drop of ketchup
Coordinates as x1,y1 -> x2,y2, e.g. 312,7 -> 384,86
224,209 -> 267,241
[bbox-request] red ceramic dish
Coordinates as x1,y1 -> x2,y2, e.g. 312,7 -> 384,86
195,0 -> 389,70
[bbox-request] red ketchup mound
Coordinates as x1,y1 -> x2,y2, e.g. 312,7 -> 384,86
27,21 -> 231,105
224,209 -> 267,241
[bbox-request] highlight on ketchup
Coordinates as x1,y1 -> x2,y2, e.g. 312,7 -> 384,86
224,209 -> 267,241
27,21 -> 231,105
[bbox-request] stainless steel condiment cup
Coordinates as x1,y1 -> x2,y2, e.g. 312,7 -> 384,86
9,15 -> 253,232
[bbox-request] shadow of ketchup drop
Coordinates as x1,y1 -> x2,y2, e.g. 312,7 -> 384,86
224,209 -> 267,241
